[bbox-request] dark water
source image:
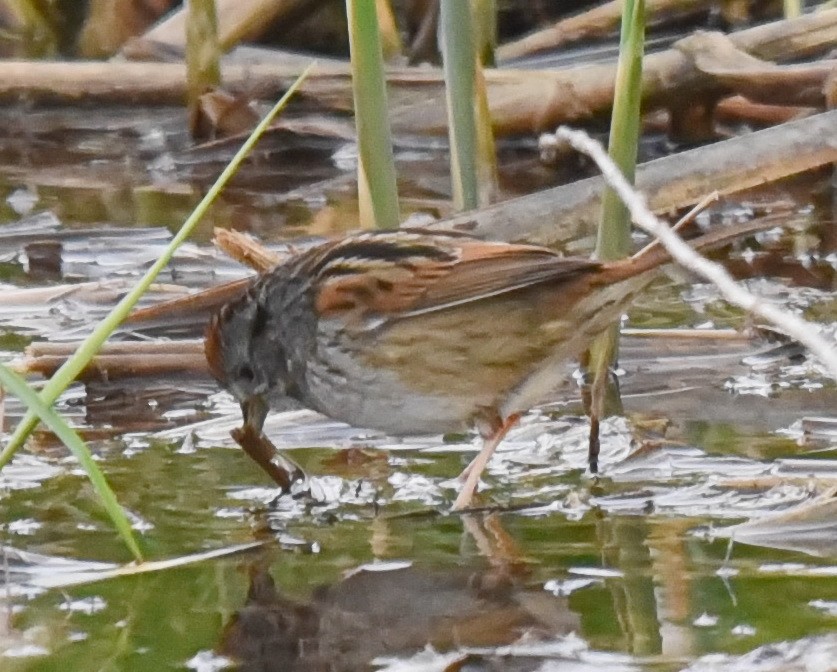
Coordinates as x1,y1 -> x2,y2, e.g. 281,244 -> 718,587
1,106 -> 836,671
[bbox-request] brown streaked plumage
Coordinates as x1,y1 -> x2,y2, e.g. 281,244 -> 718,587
205,223 -> 770,510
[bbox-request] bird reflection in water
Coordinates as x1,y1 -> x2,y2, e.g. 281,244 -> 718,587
219,519 -> 579,671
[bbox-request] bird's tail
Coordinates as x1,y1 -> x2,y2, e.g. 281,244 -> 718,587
608,213 -> 791,281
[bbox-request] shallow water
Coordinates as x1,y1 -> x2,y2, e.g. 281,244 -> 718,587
1,105 -> 836,671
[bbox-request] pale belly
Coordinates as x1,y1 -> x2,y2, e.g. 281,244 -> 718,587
302,312 -> 574,435
303,341 -> 484,435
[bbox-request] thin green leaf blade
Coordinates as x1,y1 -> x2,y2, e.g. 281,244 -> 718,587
0,364 -> 143,562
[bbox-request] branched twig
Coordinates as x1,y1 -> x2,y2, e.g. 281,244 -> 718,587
549,126 -> 837,381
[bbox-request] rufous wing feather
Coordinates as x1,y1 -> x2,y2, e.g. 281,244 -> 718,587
312,236 -> 602,320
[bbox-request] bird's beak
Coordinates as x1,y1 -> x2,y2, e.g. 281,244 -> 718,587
235,394 -> 304,492
240,395 -> 268,436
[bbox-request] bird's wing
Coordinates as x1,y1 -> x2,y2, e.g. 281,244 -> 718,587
305,232 -> 600,319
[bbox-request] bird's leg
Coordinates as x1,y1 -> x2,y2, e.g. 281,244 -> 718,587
453,412 -> 522,511
458,453 -> 480,483
458,411 -> 506,482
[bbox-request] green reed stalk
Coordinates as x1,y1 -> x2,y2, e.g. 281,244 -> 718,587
474,61 -> 498,207
471,0 -> 497,67
598,0 -> 645,261
0,66 -> 315,470
586,0 -> 645,464
440,0 -> 477,210
376,0 -> 403,62
7,0 -> 58,57
186,0 -> 221,122
784,0 -> 802,18
441,0 -> 497,210
346,0 -> 401,229
473,0 -> 498,205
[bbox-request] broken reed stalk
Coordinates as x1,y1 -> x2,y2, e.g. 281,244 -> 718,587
212,228 -> 283,271
18,328 -> 767,385
120,229 -> 283,328
497,0 -> 712,60
18,338 -> 205,382
128,0 -> 315,54
24,353 -> 207,380
4,11 -> 833,129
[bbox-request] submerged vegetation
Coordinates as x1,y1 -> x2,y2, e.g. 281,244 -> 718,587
0,1 -> 836,670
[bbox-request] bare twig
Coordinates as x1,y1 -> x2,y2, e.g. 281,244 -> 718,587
553,126 -> 837,381
631,190 -> 719,259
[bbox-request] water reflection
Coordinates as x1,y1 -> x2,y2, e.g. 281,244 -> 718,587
219,558 -> 578,671
2,501 -> 836,670
597,515 -> 663,657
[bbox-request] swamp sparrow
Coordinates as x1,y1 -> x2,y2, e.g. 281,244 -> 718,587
206,223 -> 770,510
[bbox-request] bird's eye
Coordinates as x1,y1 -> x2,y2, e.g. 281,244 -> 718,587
238,364 -> 255,381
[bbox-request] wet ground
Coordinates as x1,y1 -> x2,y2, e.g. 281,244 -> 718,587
1,104 -> 836,671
